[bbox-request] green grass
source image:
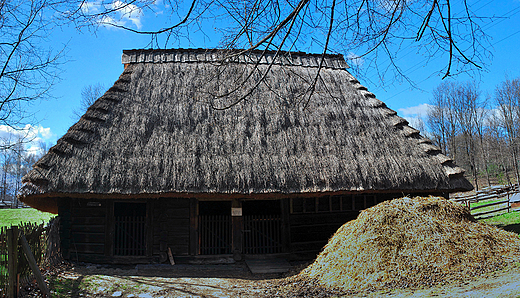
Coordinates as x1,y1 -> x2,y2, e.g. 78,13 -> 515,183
469,199 -> 503,209
483,211 -> 520,234
469,199 -> 510,218
0,208 -> 55,228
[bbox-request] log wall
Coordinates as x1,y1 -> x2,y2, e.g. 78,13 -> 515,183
59,198 -> 107,262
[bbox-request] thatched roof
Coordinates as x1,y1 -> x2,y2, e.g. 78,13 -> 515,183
20,48 -> 472,210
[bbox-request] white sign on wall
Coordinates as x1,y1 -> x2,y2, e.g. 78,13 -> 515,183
231,207 -> 243,216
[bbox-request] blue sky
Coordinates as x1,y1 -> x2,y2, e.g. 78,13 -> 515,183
17,0 -> 520,150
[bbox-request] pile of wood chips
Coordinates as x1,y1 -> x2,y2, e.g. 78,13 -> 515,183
298,196 -> 520,294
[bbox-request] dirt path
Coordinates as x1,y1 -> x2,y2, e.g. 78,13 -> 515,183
47,262 -> 520,298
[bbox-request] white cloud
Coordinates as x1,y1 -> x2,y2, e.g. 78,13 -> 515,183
0,124 -> 55,155
398,103 -> 431,117
346,52 -> 364,67
80,1 -> 102,14
397,103 -> 432,132
110,1 -> 144,29
80,1 -> 144,29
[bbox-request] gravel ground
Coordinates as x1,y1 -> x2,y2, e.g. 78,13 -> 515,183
33,261 -> 520,298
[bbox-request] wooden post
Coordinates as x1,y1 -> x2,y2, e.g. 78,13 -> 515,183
231,199 -> 243,260
7,226 -> 18,298
146,200 -> 153,257
508,192 -> 511,213
281,198 -> 291,253
19,233 -> 51,297
105,200 -> 115,257
189,198 -> 198,255
58,198 -> 71,260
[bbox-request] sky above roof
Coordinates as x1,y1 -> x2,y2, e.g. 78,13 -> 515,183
14,0 -> 520,151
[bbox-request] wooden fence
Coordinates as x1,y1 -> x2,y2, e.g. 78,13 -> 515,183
243,215 -> 282,254
199,215 -> 232,255
114,216 -> 146,256
451,184 -> 520,219
0,219 -> 57,297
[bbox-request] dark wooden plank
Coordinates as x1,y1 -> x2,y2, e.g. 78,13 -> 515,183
164,226 -> 190,237
7,227 -> 18,298
470,200 -> 509,211
70,243 -> 105,254
71,233 -> 105,244
71,224 -> 105,233
71,200 -> 107,208
71,207 -> 107,218
147,200 -> 154,257
189,198 -> 198,256
167,244 -> 190,256
58,198 -> 72,260
232,199 -> 243,256
161,207 -> 191,218
162,199 -> 191,209
105,200 -> 114,257
72,253 -> 110,263
72,217 -> 107,225
473,206 -> 511,217
156,218 -> 190,226
281,198 -> 291,253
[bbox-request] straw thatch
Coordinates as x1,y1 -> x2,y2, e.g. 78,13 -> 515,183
298,196 -> 520,294
21,49 -> 471,205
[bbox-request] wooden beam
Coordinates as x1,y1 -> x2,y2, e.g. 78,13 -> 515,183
470,200 -> 509,211
19,233 -> 51,297
231,199 -> 243,259
58,198 -> 72,260
281,198 -> 291,253
189,198 -> 198,255
23,188 -> 463,201
146,200 -> 154,257
7,226 -> 18,298
105,200 -> 114,257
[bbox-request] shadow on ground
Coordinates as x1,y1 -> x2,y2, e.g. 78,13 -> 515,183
500,223 -> 520,234
48,261 -> 310,298
72,260 -> 308,280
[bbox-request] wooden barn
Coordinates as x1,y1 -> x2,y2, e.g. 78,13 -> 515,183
20,49 -> 473,264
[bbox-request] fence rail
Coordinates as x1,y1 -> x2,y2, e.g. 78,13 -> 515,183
451,184 -> 520,219
0,219 -> 57,297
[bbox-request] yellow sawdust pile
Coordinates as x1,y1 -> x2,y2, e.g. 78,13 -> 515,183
300,196 -> 520,293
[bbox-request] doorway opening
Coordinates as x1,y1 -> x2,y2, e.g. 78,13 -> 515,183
242,200 -> 282,254
198,201 -> 232,255
114,202 -> 147,256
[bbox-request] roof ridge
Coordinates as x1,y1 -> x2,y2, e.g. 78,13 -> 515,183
121,48 -> 350,69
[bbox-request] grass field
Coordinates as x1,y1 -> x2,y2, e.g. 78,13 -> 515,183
0,208 -> 55,227
483,211 -> 520,234
469,199 -> 505,209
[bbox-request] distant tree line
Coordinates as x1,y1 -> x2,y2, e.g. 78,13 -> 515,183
427,77 -> 520,190
0,140 -> 45,208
